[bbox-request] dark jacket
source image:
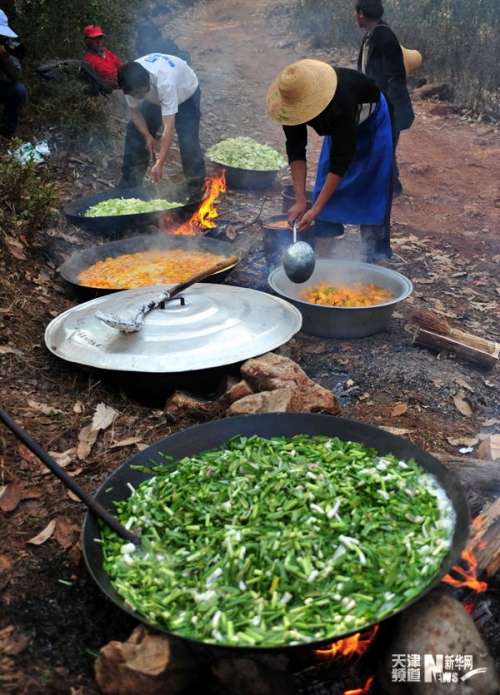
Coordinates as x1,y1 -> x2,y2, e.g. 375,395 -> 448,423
284,67 -> 380,177
0,39 -> 23,82
357,22 -> 414,131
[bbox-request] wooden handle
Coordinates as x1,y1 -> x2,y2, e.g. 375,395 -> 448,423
168,255 -> 239,298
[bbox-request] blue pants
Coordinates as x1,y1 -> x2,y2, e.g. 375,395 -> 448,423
120,87 -> 205,189
0,80 -> 27,136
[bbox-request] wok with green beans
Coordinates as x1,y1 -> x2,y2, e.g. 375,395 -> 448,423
83,414 -> 469,652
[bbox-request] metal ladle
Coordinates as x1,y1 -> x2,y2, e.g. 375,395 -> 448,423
282,220 -> 316,284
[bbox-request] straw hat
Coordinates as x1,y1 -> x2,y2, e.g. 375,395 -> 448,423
401,46 -> 423,75
267,59 -> 338,126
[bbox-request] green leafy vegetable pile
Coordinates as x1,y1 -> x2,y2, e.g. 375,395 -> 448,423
207,137 -> 286,171
101,435 -> 455,647
84,198 -> 183,217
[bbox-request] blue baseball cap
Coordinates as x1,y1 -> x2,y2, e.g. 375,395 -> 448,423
0,9 -> 18,38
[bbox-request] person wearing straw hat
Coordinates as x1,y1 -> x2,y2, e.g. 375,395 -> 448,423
355,0 -> 420,195
267,60 -> 394,262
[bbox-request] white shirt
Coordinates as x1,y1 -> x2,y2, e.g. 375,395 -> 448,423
125,54 -> 198,116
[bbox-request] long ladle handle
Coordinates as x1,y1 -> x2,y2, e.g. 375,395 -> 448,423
292,221 -> 298,244
0,408 -> 139,545
167,254 -> 240,299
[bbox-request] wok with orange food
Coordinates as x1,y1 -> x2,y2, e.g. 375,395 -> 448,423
78,249 -> 231,290
300,282 -> 394,308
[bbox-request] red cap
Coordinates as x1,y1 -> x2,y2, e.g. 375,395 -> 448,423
84,25 -> 105,38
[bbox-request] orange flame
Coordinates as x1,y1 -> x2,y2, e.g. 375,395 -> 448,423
315,626 -> 379,659
343,676 -> 374,695
442,549 -> 488,593
166,173 -> 226,236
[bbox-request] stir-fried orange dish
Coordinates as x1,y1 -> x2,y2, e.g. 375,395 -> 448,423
300,282 -> 394,307
78,249 -> 229,289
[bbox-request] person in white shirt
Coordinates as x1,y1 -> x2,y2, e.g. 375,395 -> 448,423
118,53 -> 205,190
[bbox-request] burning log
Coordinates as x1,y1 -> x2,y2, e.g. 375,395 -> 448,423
409,308 -> 499,369
165,173 -> 227,236
467,499 -> 500,578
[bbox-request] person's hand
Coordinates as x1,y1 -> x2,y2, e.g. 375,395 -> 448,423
287,200 -> 308,224
150,160 -> 163,183
297,207 -> 318,232
143,133 -> 156,156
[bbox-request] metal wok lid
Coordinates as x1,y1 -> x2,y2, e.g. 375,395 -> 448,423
45,284 -> 302,373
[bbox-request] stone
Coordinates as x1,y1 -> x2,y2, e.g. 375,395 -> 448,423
227,388 -> 294,416
222,379 -> 254,405
95,626 -> 195,695
240,353 -> 340,414
379,590 -> 499,694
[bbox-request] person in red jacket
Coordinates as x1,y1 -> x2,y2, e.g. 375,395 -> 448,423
83,25 -> 122,90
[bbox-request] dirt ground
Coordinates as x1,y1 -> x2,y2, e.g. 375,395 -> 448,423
1,0 -> 499,692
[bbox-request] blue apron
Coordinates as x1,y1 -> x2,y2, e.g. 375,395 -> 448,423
313,94 -> 393,226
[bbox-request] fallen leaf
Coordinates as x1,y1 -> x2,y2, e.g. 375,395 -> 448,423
453,376 -> 474,393
48,448 -> 75,469
110,437 -> 143,449
27,520 -> 56,545
92,403 -> 119,431
0,345 -> 23,357
0,555 -> 12,572
27,400 -> 64,416
136,443 -> 149,452
381,426 -> 411,436
77,403 -> 119,460
453,393 -> 473,417
0,625 -> 32,656
67,490 -> 81,503
5,237 -> 26,260
0,482 -> 41,513
446,436 -> 479,447
76,425 -> 99,460
391,402 -> 408,417
73,401 -> 83,414
478,434 -> 500,461
54,517 -> 80,550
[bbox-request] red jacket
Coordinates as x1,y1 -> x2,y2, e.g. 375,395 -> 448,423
84,48 -> 122,82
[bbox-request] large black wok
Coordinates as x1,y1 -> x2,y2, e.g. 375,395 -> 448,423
63,183 -> 204,236
1,412 -> 469,655
58,234 -> 242,293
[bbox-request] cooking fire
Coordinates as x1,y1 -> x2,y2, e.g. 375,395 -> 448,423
165,171 -> 227,236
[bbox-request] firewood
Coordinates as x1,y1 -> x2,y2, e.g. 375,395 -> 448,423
438,456 -> 500,499
467,498 -> 500,578
413,328 -> 498,369
409,309 -> 499,369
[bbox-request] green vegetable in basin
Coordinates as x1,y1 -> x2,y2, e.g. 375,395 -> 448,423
207,137 -> 286,171
84,197 -> 183,218
101,435 -> 455,647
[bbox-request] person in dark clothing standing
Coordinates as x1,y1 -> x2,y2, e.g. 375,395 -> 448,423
267,59 -> 394,262
135,4 -> 190,64
0,9 -> 27,138
355,0 -> 416,194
